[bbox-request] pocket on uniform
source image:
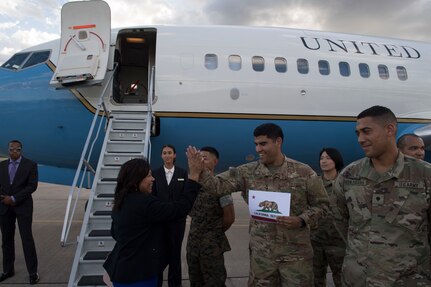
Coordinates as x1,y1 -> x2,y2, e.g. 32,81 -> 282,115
389,187 -> 429,232
345,188 -> 371,224
394,188 -> 429,231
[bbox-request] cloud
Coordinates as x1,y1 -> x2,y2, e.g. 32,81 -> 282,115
0,28 -> 58,64
0,0 -> 430,64
0,21 -> 19,29
11,28 -> 59,47
202,0 -> 431,41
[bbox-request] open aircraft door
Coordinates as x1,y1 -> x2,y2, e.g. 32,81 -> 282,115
50,0 -> 111,88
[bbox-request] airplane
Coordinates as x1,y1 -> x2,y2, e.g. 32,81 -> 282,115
0,0 -> 430,187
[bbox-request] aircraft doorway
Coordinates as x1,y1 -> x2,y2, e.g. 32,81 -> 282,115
113,28 -> 156,104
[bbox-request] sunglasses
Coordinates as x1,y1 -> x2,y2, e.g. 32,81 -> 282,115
9,148 -> 22,152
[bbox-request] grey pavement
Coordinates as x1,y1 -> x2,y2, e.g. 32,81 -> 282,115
0,183 -> 335,286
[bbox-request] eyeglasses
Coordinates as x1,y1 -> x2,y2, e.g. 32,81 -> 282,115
9,148 -> 22,152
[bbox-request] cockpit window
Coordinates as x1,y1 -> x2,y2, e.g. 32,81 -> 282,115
1,50 -> 51,70
1,52 -> 31,70
22,51 -> 51,69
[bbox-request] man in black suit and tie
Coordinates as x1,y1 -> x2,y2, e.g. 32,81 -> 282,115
0,140 -> 39,284
152,145 -> 188,287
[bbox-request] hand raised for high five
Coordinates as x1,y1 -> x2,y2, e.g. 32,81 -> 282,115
186,146 -> 204,181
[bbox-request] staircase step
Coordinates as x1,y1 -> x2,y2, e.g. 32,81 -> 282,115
92,198 -> 113,211
94,210 -> 112,216
99,166 -> 120,180
106,140 -> 145,153
111,119 -> 146,130
96,193 -> 114,199
88,229 -> 111,237
100,177 -> 116,182
111,112 -> 148,120
109,130 -> 145,141
96,181 -> 116,194
103,152 -> 144,166
83,251 -> 110,261
77,275 -> 104,286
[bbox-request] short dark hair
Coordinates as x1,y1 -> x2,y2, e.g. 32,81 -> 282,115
114,158 -> 151,210
9,140 -> 22,148
357,105 -> 397,125
319,147 -> 344,172
397,133 -> 422,149
200,146 -> 219,159
253,123 -> 284,141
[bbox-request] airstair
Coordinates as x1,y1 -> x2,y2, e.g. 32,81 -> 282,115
62,67 -> 155,286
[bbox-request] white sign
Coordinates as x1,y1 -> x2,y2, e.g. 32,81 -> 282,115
248,190 -> 291,223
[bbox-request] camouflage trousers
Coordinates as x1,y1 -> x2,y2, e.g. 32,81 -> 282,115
248,251 -> 314,287
311,238 -> 345,287
186,238 -> 227,287
341,255 -> 431,287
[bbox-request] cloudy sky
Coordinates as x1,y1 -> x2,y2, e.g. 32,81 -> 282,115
0,0 -> 430,64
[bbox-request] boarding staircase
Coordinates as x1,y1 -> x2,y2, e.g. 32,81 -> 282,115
62,67 -> 155,286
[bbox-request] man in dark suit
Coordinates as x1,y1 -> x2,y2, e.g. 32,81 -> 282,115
0,140 -> 39,284
152,145 -> 188,287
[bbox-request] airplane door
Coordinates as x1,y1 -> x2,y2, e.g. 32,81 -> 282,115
50,0 -> 111,88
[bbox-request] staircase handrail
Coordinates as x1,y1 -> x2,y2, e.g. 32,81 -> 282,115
143,66 -> 155,161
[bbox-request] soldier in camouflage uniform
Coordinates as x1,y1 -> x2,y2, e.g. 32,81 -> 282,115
335,105 -> 431,286
311,148 -> 348,287
187,146 -> 235,287
187,123 -> 329,287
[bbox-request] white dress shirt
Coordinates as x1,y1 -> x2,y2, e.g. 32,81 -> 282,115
164,166 -> 175,185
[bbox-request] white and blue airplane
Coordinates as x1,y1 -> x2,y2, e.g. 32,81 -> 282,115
0,0 -> 430,185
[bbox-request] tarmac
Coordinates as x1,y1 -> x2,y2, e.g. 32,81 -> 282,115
0,182 -> 335,286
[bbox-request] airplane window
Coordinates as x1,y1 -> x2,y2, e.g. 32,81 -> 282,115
1,52 -> 31,70
359,63 -> 370,78
205,54 -> 218,70
378,64 -> 389,79
297,58 -> 309,74
229,55 -> 242,71
339,62 -> 350,77
274,57 -> 287,73
318,60 -> 330,75
252,56 -> 265,72
22,51 -> 51,69
396,66 -> 408,81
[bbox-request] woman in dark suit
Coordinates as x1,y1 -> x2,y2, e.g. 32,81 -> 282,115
103,157 -> 201,287
151,145 -> 188,287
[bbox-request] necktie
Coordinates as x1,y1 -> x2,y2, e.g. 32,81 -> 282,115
166,170 -> 172,185
9,161 -> 17,184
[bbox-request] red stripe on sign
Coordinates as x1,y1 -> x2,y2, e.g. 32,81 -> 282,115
72,24 -> 96,29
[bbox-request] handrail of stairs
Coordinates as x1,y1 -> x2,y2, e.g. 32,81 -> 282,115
144,66 -> 155,162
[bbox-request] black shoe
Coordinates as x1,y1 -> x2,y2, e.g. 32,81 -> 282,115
29,273 -> 40,284
0,271 -> 14,282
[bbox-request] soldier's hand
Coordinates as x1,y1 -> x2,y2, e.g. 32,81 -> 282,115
276,216 -> 304,229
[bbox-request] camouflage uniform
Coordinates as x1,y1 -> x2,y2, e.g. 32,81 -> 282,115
311,177 -> 348,287
335,152 -> 431,286
186,188 -> 233,287
200,156 -> 329,287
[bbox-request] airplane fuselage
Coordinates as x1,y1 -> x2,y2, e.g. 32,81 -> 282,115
1,25 -> 430,184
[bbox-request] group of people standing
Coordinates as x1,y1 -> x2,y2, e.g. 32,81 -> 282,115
0,105 -> 428,287
102,104 -> 430,287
